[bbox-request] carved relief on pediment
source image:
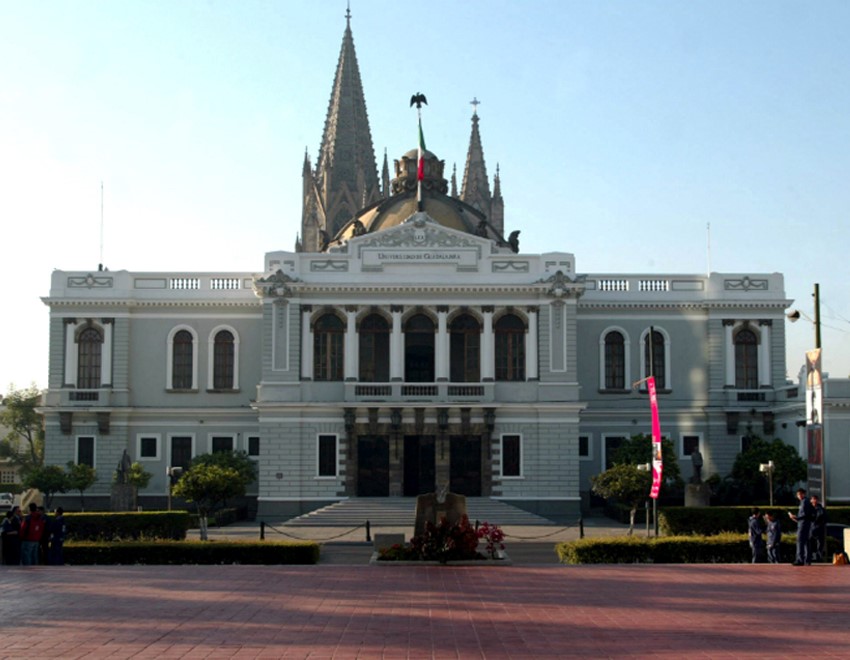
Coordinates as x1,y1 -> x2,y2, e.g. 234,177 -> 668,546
356,213 -> 483,251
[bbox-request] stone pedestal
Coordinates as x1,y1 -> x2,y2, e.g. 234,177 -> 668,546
110,483 -> 135,511
414,492 -> 467,537
685,483 -> 711,508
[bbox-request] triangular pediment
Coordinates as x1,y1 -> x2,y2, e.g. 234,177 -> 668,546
351,212 -> 490,251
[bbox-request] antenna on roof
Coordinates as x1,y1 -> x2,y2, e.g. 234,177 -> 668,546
706,221 -> 711,277
98,181 -> 105,271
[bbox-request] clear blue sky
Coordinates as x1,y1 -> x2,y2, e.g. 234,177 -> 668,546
1,0 -> 848,390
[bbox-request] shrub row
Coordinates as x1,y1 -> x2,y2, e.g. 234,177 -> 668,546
556,534 -> 839,564
64,540 -> 320,565
658,506 -> 850,536
65,511 -> 191,541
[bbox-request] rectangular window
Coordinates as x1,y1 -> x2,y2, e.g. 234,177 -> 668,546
212,436 -> 234,454
138,435 -> 160,460
247,436 -> 260,457
603,435 -> 626,470
318,435 -> 337,477
1,471 -> 16,484
579,435 -> 590,459
682,435 -> 701,458
741,435 -> 753,453
77,436 -> 95,467
501,435 -> 521,477
170,436 -> 193,471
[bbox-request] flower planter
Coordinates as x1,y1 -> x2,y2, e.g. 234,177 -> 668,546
369,550 -> 512,566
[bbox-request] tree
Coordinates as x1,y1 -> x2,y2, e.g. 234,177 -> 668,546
591,464 -> 653,535
22,465 -> 67,509
171,463 -> 243,540
191,450 -> 257,507
125,462 -> 153,490
730,437 -> 807,504
611,434 -> 683,489
66,462 -> 97,510
0,386 -> 44,475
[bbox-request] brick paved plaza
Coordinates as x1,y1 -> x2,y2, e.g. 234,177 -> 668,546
0,563 -> 848,658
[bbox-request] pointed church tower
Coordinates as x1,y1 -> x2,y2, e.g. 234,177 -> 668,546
301,9 -> 381,251
459,99 -> 503,235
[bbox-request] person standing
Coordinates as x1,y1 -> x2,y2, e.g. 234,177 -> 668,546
809,495 -> 827,562
47,507 -> 67,566
748,507 -> 766,563
1,507 -> 22,565
765,511 -> 782,564
19,503 -> 46,566
789,488 -> 815,566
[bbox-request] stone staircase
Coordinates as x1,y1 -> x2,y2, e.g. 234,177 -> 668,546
282,497 -> 556,527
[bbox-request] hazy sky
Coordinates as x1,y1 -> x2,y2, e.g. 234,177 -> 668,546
1,0 -> 848,390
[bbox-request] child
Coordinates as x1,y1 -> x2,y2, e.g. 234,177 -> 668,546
765,511 -> 781,564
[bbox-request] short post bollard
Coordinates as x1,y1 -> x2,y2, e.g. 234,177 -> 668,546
260,521 -> 265,541
365,520 -> 371,543
579,517 -> 584,539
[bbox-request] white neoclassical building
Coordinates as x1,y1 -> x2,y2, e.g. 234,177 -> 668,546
42,14 -> 842,517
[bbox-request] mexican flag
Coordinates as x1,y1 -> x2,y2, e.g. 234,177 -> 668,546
417,118 -> 426,181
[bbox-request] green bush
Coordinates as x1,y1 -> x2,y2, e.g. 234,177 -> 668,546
556,534 -> 839,564
64,540 -> 319,565
65,511 -> 190,541
658,506 -> 850,536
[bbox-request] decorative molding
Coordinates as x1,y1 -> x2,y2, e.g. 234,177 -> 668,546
492,261 -> 529,273
310,260 -> 349,272
252,270 -> 299,299
68,273 -> 113,289
724,277 -> 768,291
357,213 -> 483,252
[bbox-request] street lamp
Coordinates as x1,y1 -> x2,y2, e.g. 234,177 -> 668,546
166,466 -> 183,511
636,463 -> 653,537
786,283 -> 821,349
759,460 -> 775,506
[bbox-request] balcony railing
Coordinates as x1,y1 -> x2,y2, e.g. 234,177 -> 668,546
348,382 -> 493,403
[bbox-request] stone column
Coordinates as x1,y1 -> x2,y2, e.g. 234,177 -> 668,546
723,320 -> 735,387
436,306 -> 449,382
390,305 -> 403,381
481,307 -> 494,381
758,320 -> 772,387
101,318 -> 114,387
301,305 -> 313,380
345,306 -> 358,381
64,319 -> 77,386
526,306 -> 539,381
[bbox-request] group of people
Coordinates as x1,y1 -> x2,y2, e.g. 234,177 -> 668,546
747,488 -> 827,565
1,502 -> 67,566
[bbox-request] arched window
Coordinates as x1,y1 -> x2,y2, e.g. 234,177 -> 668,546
314,313 -> 344,381
604,331 -> 625,390
359,314 -> 389,382
734,328 -> 759,389
213,330 -> 235,389
404,314 -> 435,383
172,330 -> 194,390
77,326 -> 103,389
450,314 -> 481,382
495,314 -> 525,381
644,329 -> 666,389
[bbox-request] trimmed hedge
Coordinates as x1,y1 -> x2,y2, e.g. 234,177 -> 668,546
658,506 -> 850,536
556,534 -> 839,564
64,540 -> 320,565
64,512 -> 191,541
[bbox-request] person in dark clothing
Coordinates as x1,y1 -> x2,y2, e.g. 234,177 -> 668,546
38,506 -> 51,565
789,488 -> 815,565
809,495 -> 827,562
765,511 -> 782,564
19,503 -> 46,566
1,507 -> 22,565
748,507 -> 766,563
47,507 -> 66,566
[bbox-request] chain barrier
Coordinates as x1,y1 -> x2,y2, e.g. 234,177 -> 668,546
500,518 -> 583,541
261,521 -> 367,542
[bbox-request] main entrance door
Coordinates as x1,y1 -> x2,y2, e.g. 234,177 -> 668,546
357,435 -> 389,496
450,435 -> 482,496
403,435 -> 436,496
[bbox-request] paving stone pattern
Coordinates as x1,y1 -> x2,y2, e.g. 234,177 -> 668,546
0,564 -> 847,658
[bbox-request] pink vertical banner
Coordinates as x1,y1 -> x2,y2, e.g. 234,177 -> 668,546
648,376 -> 663,499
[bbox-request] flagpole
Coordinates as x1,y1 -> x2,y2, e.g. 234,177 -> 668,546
649,326 -> 658,537
410,92 -> 427,213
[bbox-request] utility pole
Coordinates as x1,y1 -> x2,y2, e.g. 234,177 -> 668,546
814,283 -> 821,349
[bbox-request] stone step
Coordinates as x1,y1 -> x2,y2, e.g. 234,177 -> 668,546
284,497 -> 556,527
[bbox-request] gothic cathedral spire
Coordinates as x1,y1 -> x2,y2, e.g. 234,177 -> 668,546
459,99 -> 503,235
301,9 -> 380,252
